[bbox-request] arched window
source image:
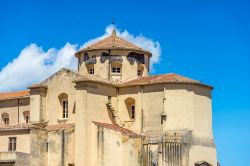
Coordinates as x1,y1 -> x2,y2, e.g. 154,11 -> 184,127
23,111 -> 30,123
1,113 -> 9,125
58,93 -> 69,119
125,97 -> 136,120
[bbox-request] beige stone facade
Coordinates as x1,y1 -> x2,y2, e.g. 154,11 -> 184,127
0,30 -> 218,166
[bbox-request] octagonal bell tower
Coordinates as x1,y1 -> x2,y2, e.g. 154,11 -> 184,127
75,29 -> 152,82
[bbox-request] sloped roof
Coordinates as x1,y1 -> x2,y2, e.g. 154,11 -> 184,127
120,73 -> 212,88
93,121 -> 140,137
41,68 -> 85,85
75,73 -> 212,89
29,68 -> 86,89
0,90 -> 30,101
76,30 -> 151,55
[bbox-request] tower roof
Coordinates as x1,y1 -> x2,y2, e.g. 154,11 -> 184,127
75,29 -> 152,56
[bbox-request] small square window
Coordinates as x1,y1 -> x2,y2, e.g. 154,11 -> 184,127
89,68 -> 94,74
112,67 -> 121,74
137,70 -> 141,76
116,67 -> 121,73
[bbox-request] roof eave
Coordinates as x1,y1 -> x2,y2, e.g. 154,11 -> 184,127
73,79 -> 117,87
0,96 -> 30,101
75,48 -> 152,57
119,82 -> 213,90
0,127 -> 30,132
28,84 -> 48,89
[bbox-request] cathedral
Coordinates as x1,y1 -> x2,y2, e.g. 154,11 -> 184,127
0,29 -> 218,166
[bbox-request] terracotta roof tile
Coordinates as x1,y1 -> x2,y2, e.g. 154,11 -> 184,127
120,73 -> 212,88
0,90 -> 30,101
93,121 -> 140,137
74,73 -> 212,88
76,30 -> 151,55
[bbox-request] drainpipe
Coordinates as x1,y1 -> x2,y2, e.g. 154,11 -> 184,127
17,98 -> 20,123
61,130 -> 65,166
108,49 -> 111,81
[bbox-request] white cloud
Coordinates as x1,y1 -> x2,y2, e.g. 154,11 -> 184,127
0,25 -> 161,92
0,43 -> 78,92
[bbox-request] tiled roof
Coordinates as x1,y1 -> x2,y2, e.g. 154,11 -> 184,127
45,123 -> 75,131
0,90 -> 30,101
75,73 -> 212,89
93,121 -> 140,137
76,30 -> 151,55
120,73 -> 213,88
0,123 -> 31,130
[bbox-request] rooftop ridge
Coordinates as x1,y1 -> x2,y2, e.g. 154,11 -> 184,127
76,32 -> 151,55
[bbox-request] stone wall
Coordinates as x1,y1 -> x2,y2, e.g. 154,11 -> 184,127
0,98 -> 30,124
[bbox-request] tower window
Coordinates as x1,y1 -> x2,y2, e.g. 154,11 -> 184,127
89,68 -> 94,74
131,105 -> 135,120
112,67 -> 121,73
111,62 -> 122,75
25,115 -> 29,123
137,65 -> 144,77
8,137 -> 16,151
137,70 -> 141,76
62,100 -> 68,119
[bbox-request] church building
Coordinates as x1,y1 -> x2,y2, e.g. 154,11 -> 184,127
0,29 -> 218,166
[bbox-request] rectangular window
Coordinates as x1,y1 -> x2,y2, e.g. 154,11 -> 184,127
8,137 -> 16,151
116,67 -> 121,73
112,67 -> 121,74
62,100 -> 68,119
89,68 -> 94,74
131,105 -> 135,120
4,117 -> 9,125
25,115 -> 29,123
137,70 -> 141,76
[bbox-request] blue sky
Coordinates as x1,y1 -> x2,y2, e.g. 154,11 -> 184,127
0,0 -> 250,165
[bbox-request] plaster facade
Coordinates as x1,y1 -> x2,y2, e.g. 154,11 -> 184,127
0,29 -> 218,166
